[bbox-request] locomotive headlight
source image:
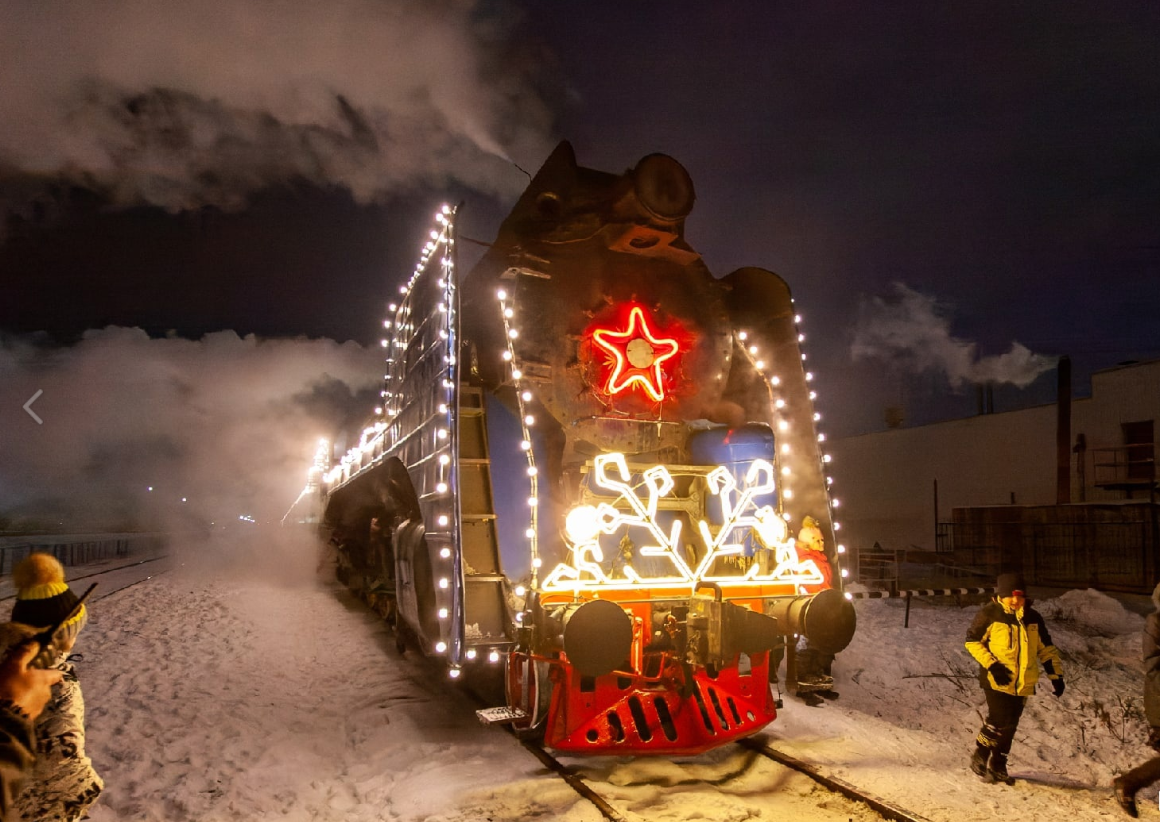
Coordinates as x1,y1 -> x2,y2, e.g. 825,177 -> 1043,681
565,505 -> 602,543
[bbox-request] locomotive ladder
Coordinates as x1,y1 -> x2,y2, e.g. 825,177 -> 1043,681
456,385 -> 514,651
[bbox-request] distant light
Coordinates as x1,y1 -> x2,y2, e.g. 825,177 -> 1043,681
147,486 -> 153,492
181,497 -> 187,503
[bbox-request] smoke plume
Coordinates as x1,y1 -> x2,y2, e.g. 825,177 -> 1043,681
0,1 -> 554,218
0,328 -> 381,531
851,282 -> 1057,389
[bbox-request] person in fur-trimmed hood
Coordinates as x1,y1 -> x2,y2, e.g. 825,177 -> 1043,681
1112,581 -> 1160,817
7,554 -> 102,822
964,571 -> 1065,785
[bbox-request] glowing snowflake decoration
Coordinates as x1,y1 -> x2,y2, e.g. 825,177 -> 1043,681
541,452 -> 825,593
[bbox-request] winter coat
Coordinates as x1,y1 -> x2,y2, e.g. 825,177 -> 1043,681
15,658 -> 102,822
1144,583 -> 1160,728
0,703 -> 35,822
965,598 -> 1063,697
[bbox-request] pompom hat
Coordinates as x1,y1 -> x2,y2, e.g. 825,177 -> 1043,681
11,553 -> 87,647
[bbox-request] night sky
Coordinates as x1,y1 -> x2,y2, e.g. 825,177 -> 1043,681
3,2 -> 1159,447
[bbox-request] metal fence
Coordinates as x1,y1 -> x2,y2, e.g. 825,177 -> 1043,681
936,520 -> 1154,593
0,533 -> 168,576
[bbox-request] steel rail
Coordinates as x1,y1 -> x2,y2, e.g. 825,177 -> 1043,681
515,739 -> 630,822
0,554 -> 170,603
739,737 -> 933,822
89,568 -> 171,601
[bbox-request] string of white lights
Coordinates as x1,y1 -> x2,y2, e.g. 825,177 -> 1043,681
496,287 -> 542,589
733,311 -> 849,593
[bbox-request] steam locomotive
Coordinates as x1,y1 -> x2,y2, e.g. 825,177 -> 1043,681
322,142 -> 856,756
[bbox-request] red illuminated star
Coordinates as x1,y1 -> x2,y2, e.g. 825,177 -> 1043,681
591,306 -> 680,401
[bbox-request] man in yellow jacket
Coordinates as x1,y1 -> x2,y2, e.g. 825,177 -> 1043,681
964,572 -> 1065,784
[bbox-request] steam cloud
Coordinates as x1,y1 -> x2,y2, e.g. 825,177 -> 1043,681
0,328 -> 382,530
851,283 -> 1057,389
0,1 -> 554,218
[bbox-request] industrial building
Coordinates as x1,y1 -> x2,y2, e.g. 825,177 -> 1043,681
832,358 -> 1159,593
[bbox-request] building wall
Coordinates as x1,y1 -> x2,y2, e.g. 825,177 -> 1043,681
829,359 -> 1160,555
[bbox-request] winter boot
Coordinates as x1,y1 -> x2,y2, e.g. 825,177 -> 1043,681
969,745 -> 990,779
1113,776 -> 1138,818
987,751 -> 1014,785
795,690 -> 824,707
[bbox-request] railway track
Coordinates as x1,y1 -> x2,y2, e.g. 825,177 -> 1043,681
0,554 -> 170,604
505,727 -> 932,822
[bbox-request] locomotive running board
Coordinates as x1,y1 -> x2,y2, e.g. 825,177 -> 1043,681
476,706 -> 529,725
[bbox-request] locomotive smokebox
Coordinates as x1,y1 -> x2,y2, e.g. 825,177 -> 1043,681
766,589 -> 857,655
562,599 -> 634,678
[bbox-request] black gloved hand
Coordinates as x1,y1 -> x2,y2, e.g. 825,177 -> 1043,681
988,663 -> 1013,687
1051,678 -> 1065,697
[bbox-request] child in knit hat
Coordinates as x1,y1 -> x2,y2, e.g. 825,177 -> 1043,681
964,571 -> 1065,785
7,553 -> 103,821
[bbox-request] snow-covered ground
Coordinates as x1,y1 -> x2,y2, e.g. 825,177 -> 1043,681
50,530 -> 1154,821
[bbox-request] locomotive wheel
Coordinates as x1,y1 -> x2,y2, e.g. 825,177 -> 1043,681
506,652 -> 549,741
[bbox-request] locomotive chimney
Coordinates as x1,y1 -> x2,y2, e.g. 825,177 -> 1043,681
1056,355 -> 1072,504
